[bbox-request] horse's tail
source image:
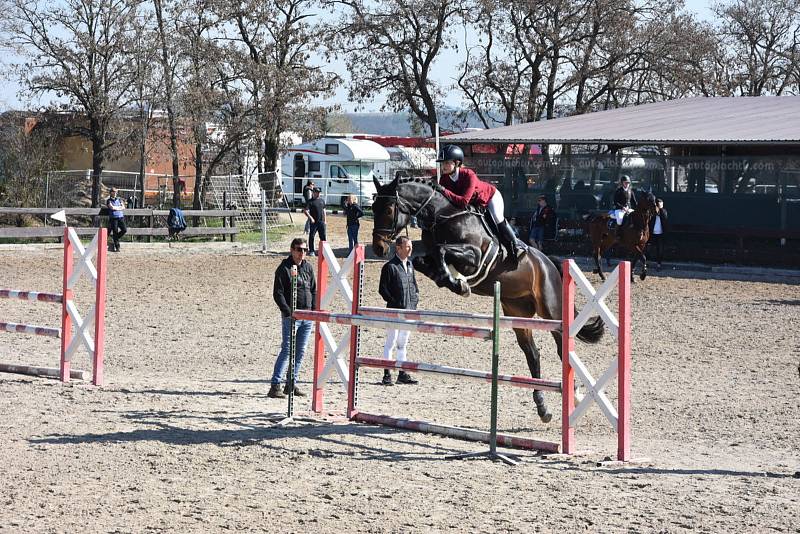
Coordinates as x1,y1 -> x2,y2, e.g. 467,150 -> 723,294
548,255 -> 605,344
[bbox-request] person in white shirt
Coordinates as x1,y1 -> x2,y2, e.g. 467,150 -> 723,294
378,236 -> 420,386
648,198 -> 668,270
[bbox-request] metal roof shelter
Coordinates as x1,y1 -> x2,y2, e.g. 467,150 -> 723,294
442,96 -> 800,146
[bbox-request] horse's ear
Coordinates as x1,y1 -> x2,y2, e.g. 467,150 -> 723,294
373,176 -> 383,191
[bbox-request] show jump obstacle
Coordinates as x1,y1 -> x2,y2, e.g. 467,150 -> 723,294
0,227 -> 107,385
297,241 -> 632,461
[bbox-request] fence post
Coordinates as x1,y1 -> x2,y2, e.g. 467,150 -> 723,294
561,259 -> 576,455
93,229 -> 108,386
59,228 -> 74,383
261,189 -> 268,253
617,261 -> 632,461
311,244 -> 329,413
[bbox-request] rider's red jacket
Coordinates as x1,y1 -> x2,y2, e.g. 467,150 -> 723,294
439,167 -> 496,209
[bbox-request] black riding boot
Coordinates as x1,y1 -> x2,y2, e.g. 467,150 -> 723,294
498,220 -> 523,262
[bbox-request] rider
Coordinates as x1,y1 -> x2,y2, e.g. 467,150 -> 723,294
611,174 -> 636,235
436,144 -> 523,262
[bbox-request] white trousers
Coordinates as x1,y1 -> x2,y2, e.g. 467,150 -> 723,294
487,190 -> 506,224
612,208 -> 632,225
383,328 -> 411,362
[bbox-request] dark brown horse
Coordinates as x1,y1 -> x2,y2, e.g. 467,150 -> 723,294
371,176 -> 604,423
587,191 -> 657,281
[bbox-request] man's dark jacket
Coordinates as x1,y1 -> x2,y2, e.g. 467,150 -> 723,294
648,208 -> 669,233
613,186 -> 637,210
379,255 -> 419,310
273,256 -> 316,318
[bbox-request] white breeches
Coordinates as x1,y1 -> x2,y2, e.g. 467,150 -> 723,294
487,190 -> 506,224
612,208 -> 632,225
383,329 -> 412,362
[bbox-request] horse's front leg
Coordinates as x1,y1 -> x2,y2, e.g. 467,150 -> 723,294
638,247 -> 648,281
412,250 -> 469,295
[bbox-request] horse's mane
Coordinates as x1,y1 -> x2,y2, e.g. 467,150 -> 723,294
396,176 -> 447,195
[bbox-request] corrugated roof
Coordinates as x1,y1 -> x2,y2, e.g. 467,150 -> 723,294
443,96 -> 800,145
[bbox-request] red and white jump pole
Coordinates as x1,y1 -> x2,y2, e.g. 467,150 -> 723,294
0,227 -> 107,385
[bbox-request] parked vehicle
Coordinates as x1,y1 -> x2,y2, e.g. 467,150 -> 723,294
281,137 -> 389,208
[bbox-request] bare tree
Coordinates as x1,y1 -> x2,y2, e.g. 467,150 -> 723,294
226,0 -> 340,178
331,0 -> 461,136
4,0 -> 143,207
713,0 -> 800,96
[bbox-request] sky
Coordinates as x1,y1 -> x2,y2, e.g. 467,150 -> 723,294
0,0 -> 715,113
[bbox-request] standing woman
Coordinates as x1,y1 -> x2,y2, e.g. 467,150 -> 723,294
648,198 -> 668,270
436,144 -> 523,263
344,194 -> 364,255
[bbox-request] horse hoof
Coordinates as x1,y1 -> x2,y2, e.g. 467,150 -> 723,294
592,269 -> 599,274
640,270 -> 647,281
630,275 -> 635,283
540,412 -> 553,424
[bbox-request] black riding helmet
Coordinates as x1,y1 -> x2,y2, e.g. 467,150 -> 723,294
436,144 -> 464,163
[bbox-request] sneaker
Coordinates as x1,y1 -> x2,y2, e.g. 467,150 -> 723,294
283,384 -> 306,397
267,384 -> 286,399
381,370 -> 394,386
397,371 -> 418,385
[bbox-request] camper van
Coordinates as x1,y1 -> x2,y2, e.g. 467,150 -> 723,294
281,137 -> 389,208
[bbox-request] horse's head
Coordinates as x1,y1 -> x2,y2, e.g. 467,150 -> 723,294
371,176 -> 438,257
371,176 -> 407,257
636,190 -> 657,217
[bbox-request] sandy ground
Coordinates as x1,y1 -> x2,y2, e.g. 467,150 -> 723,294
1,214 -> 798,533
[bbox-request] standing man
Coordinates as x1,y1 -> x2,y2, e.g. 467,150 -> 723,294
304,187 -> 326,256
106,187 -> 127,252
378,236 -> 419,386
269,237 -> 316,399
648,198 -> 668,270
302,180 -> 315,234
528,195 -> 556,251
611,175 -> 637,235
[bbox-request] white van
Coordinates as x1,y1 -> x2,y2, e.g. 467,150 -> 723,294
281,137 -> 389,208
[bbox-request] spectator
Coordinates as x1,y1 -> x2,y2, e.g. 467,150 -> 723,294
528,195 -> 555,251
105,187 -> 127,252
344,194 -> 364,255
304,187 -> 326,256
302,180 -> 315,234
648,198 -> 668,270
378,236 -> 419,386
269,237 -> 316,399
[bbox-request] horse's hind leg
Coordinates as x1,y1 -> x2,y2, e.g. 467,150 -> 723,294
502,298 -> 552,423
512,328 -> 552,423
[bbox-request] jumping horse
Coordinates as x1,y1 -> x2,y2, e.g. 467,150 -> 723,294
586,190 -> 657,281
371,176 -> 605,423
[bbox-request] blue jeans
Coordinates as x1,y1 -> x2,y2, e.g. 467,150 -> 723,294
271,317 -> 313,385
347,224 -> 359,254
309,221 -> 327,254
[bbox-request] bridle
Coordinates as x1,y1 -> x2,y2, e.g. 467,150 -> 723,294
372,185 -> 437,243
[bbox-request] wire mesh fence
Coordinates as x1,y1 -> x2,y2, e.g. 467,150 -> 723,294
36,169 -> 292,232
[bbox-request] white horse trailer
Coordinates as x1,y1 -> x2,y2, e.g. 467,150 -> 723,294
281,137 -> 389,208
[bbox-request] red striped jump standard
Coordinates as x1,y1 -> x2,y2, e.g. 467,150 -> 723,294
355,357 -> 562,393
0,290 -> 63,303
293,310 -> 493,340
352,412 -> 560,453
0,321 -> 61,338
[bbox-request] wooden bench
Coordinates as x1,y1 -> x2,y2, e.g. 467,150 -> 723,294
0,207 -> 239,242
